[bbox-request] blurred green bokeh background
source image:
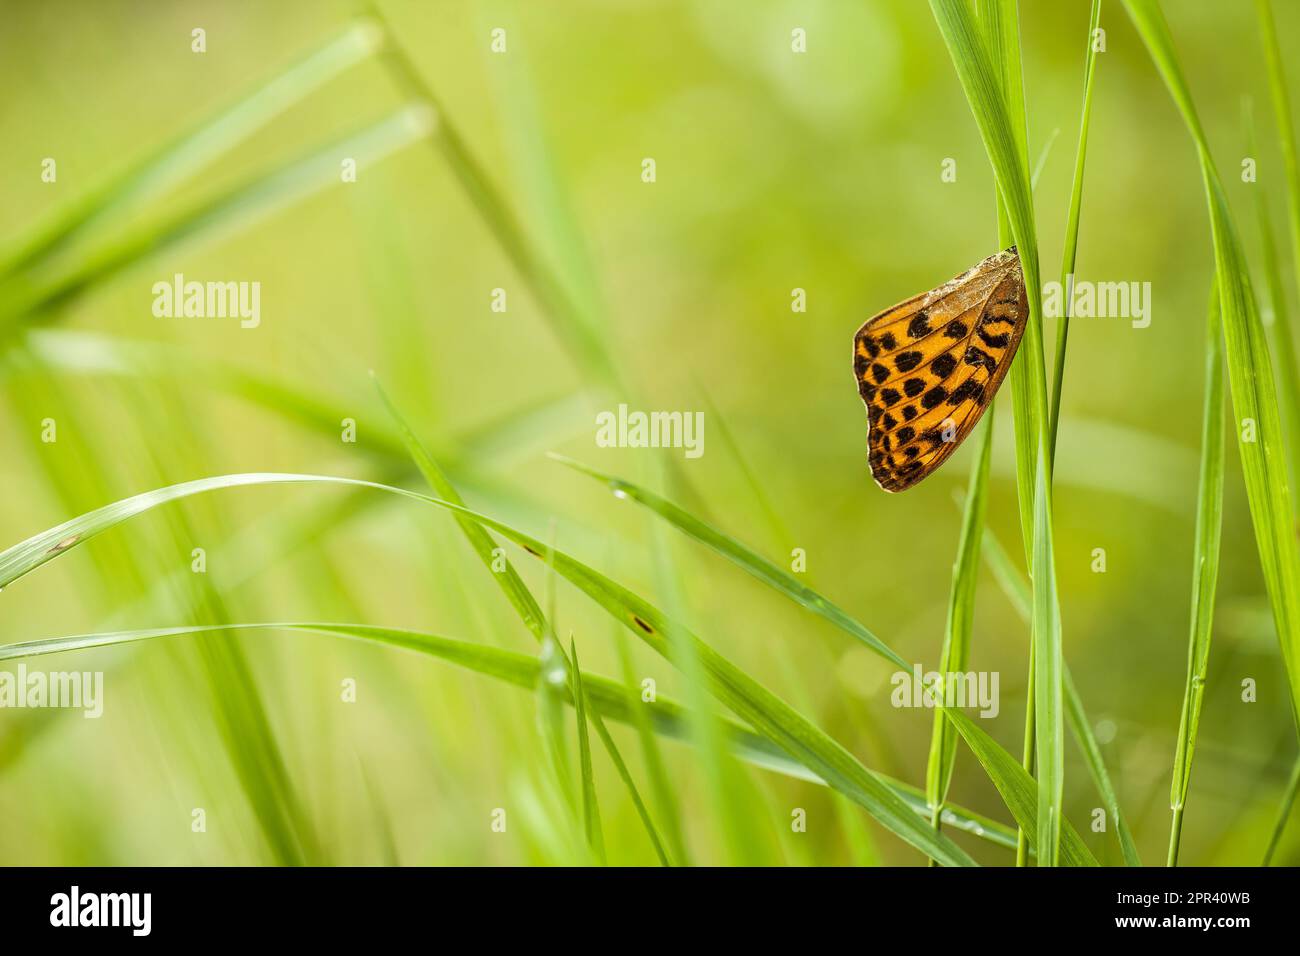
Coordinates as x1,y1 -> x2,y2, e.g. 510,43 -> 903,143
1,0 -> 1298,866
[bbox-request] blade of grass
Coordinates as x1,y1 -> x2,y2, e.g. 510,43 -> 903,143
548,454 -> 907,670
550,455 -> 1086,860
925,412 -> 995,848
1263,755 -> 1300,864
0,105 -> 435,328
1124,0 -> 1300,736
1244,100 -> 1300,488
1168,287 -> 1226,866
1048,0 -> 1104,449
943,708 -> 1097,866
0,618 -> 1016,851
933,0 -> 1064,864
0,21 -> 383,278
1255,1 -> 1300,483
569,639 -> 606,864
0,472 -> 1035,863
971,501 -> 1142,865
615,623 -> 687,865
365,4 -> 619,390
978,0 -> 1039,866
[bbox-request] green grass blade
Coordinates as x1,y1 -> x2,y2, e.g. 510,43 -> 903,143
1264,755 -> 1300,864
1031,443 -> 1064,865
1124,0 -> 1300,735
973,509 -> 1141,865
366,7 -> 619,389
0,21 -> 382,279
582,672 -> 670,865
550,455 -> 1085,860
373,377 -> 547,642
1256,1 -> 1300,476
1168,287 -> 1226,866
549,454 -> 907,670
934,0 -> 1063,865
615,624 -> 688,865
925,412 -> 995,830
943,709 -> 1097,866
1049,0 -> 1104,449
1244,99 -> 1300,488
0,471 -> 1020,863
0,618 -> 1017,854
0,106 -> 434,328
569,639 -> 606,863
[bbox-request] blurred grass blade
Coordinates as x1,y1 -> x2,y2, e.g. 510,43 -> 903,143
1264,756 -> 1300,864
935,0 -> 1064,865
569,639 -> 606,863
0,20 -> 383,279
1168,287 -> 1226,866
549,455 -> 1085,859
549,453 -> 907,670
974,508 -> 1140,865
0,470 -> 1018,863
1256,0 -> 1300,480
0,106 -> 435,328
367,6 -> 619,389
1048,0 -> 1104,449
943,709 -> 1097,866
0,618 -> 1016,853
1031,443 -> 1064,865
926,413 -> 994,836
1123,0 -> 1300,735
373,377 -> 547,642
615,624 -> 688,865
1244,98 -> 1300,487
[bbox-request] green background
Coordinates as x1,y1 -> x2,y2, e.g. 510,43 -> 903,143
0,0 -> 1296,866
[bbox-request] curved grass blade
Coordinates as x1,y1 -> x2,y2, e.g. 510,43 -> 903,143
549,454 -> 906,670
1255,1 -> 1300,485
1264,756 -> 1300,864
0,618 -> 1015,853
932,0 -> 1064,865
973,508 -> 1141,865
0,21 -> 383,279
1048,0 -> 1104,449
926,413 -> 994,843
0,469 -> 976,866
1123,0 -> 1300,738
1168,288 -> 1226,866
943,709 -> 1097,866
615,624 -> 687,865
569,639 -> 606,863
0,106 -> 435,328
550,455 -> 1091,860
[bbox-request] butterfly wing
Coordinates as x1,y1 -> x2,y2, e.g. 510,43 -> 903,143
853,247 -> 1028,492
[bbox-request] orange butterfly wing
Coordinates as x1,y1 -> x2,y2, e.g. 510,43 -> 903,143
853,247 -> 1028,492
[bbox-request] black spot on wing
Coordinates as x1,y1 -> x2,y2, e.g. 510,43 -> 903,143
931,353 -> 958,379
978,328 -> 1010,349
964,346 -> 996,372
908,311 -> 932,339
903,377 -> 925,398
921,385 -> 948,410
895,351 -> 923,373
948,377 -> 985,406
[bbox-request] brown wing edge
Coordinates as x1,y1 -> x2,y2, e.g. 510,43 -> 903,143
854,248 -> 1026,493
